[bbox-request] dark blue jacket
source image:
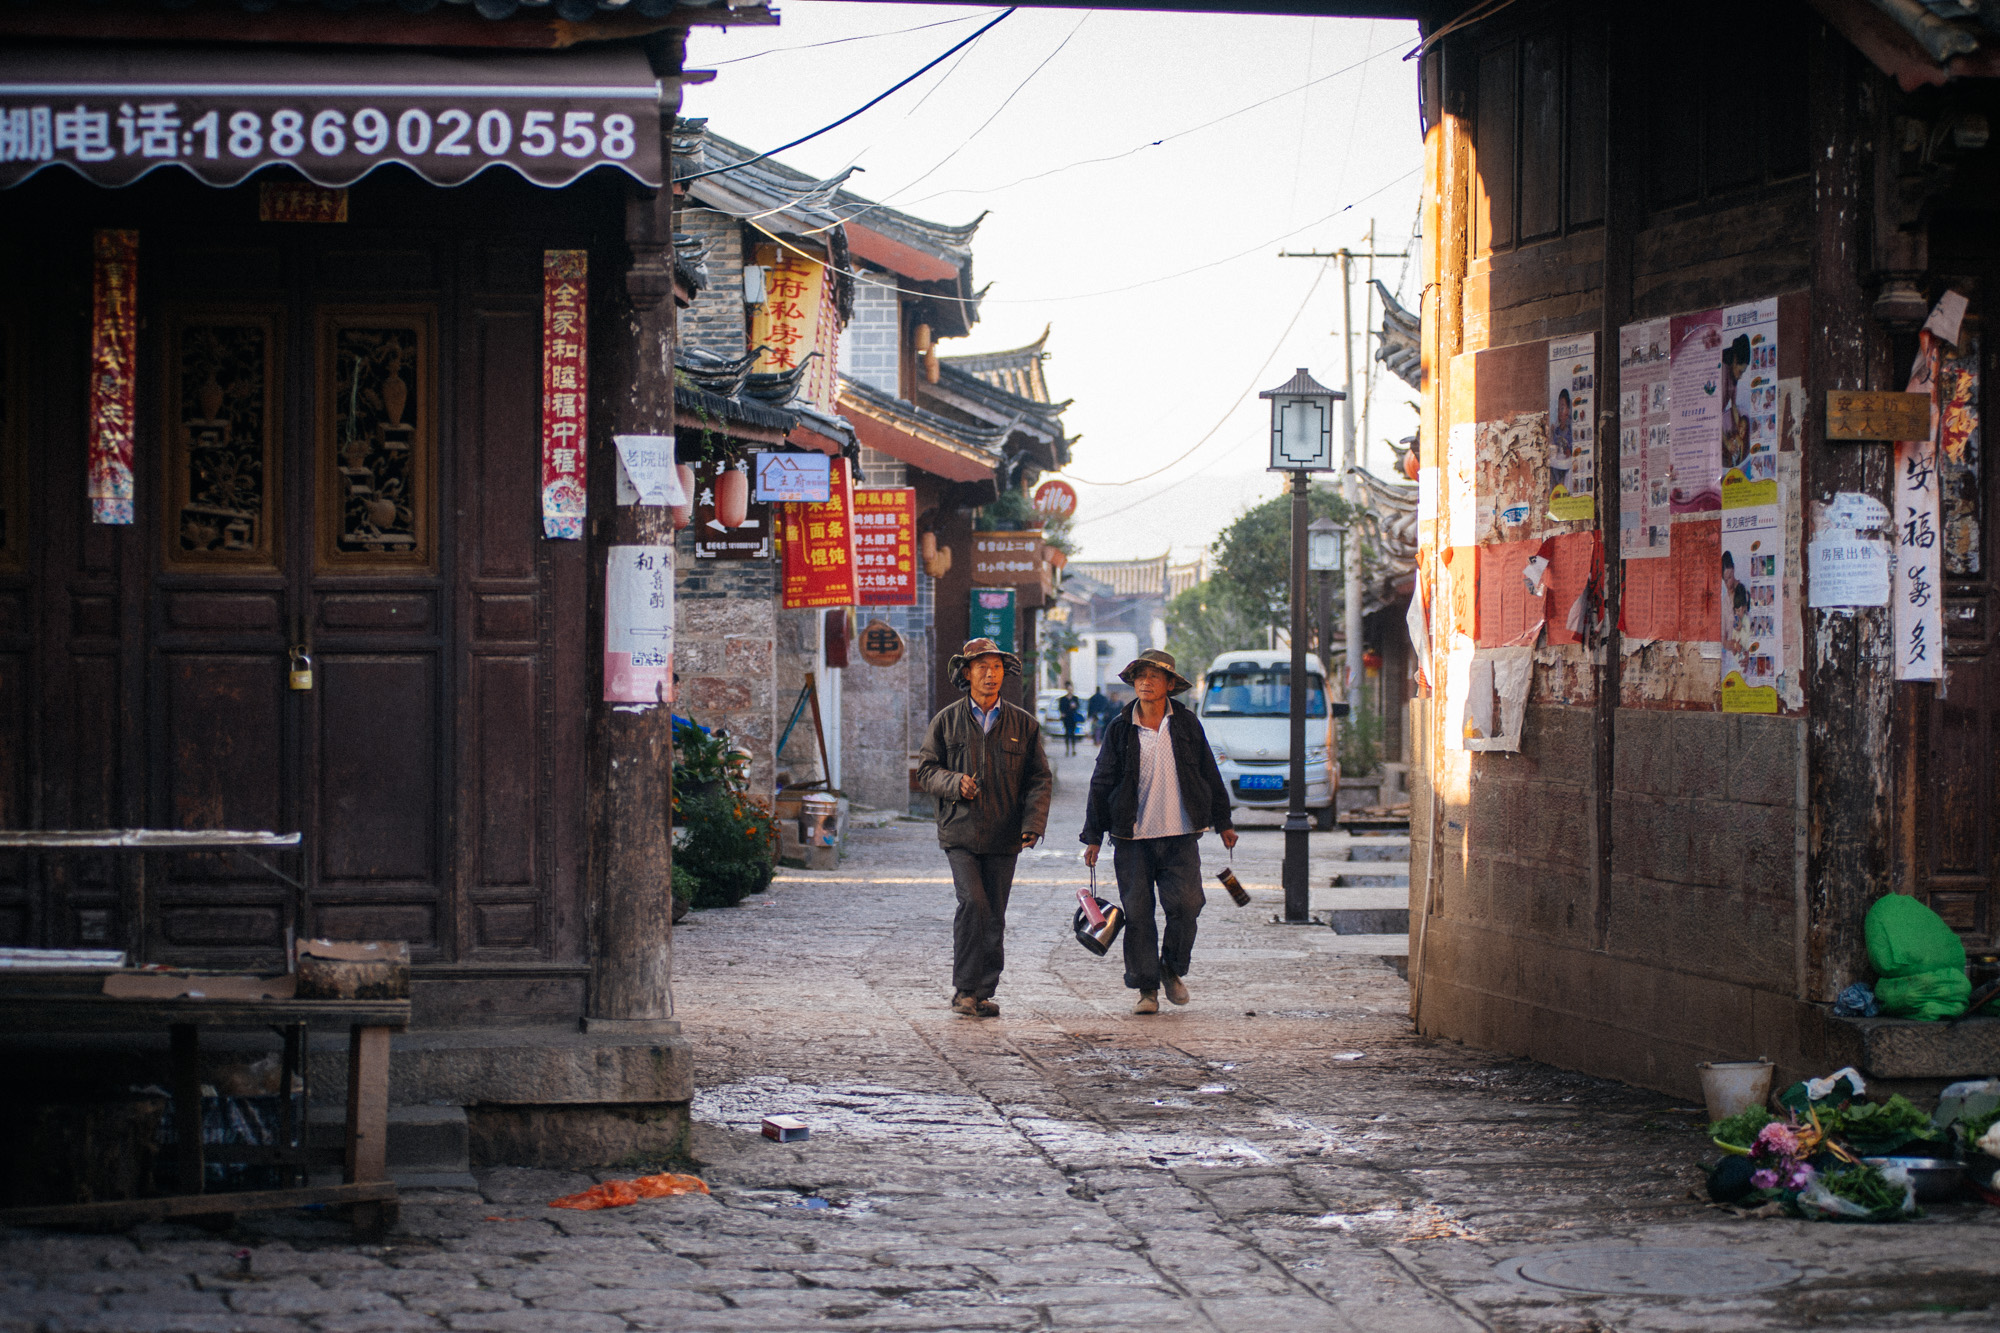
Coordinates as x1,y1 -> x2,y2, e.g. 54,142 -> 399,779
1080,699 -> 1232,845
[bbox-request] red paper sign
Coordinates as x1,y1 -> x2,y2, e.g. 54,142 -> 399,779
779,455 -> 857,608
540,249 -> 587,540
852,486 -> 917,606
87,228 -> 138,524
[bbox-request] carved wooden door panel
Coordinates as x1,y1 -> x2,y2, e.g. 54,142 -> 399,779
1913,321 -> 1998,945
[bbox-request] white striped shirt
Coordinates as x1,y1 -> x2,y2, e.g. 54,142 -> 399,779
1131,713 -> 1195,839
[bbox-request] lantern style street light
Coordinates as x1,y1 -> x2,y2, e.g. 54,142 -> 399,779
1307,515 -> 1346,573
1259,370 -> 1344,925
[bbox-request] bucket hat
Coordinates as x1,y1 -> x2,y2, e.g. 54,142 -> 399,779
949,637 -> 1024,690
1118,648 -> 1193,695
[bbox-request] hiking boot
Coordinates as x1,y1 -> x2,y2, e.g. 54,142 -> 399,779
1133,991 -> 1159,1014
951,993 -> 978,1017
976,998 -> 1000,1018
1162,973 -> 1189,1006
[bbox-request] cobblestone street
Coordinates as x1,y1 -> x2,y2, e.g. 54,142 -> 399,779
4,749 -> 1998,1332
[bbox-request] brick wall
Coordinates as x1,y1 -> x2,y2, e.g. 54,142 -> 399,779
673,543 -> 777,792
680,206 -> 747,358
838,272 -> 900,396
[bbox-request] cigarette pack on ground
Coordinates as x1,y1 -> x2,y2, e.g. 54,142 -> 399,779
761,1115 -> 809,1143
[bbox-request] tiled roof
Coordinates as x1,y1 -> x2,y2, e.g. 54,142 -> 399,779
1068,556 -> 1170,599
1373,280 -> 1421,391
1812,0 -> 2000,88
940,327 -> 1054,405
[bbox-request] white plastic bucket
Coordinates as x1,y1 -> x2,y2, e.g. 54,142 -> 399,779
1697,1059 -> 1774,1123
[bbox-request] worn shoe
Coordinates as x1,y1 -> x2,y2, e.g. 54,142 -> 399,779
951,993 -> 978,1017
1134,991 -> 1159,1014
1162,973 -> 1189,1007
976,998 -> 1000,1017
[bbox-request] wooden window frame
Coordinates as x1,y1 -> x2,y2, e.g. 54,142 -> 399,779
161,308 -> 284,573
315,306 -> 438,573
1466,11 -> 1607,259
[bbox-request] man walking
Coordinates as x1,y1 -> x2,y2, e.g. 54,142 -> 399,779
1058,687 -> 1084,757
1085,686 -> 1111,745
1081,650 -> 1236,1014
916,638 -> 1053,1018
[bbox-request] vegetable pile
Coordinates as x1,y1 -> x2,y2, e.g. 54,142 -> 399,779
1703,1068 -> 1935,1222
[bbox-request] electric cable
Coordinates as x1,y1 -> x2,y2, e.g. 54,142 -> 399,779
699,12 -> 985,68
674,7 -> 1018,185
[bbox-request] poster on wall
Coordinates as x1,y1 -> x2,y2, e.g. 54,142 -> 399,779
87,228 -> 138,525
1618,317 -> 1673,559
603,545 -> 673,705
1895,336 -> 1945,682
1473,413 -> 1549,544
779,455 -> 858,609
1719,298 -> 1780,509
539,249 -> 587,539
1720,505 -> 1783,712
1668,309 -> 1723,514
852,485 -> 917,606
1444,642 -> 1532,752
1548,335 -> 1595,522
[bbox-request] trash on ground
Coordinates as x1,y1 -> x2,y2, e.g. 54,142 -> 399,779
547,1173 -> 710,1210
763,1114 -> 810,1142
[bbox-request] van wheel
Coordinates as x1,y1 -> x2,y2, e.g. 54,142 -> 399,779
1312,805 -> 1337,831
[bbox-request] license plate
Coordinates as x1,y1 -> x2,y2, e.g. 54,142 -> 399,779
1238,774 -> 1284,791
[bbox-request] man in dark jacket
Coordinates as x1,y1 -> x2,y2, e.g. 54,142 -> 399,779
916,638 -> 1054,1018
1081,650 -> 1236,1014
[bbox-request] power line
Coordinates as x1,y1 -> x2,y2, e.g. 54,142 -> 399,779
673,8 -> 1018,186
699,12 -> 985,68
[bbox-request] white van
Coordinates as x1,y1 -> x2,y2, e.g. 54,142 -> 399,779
1195,650 -> 1340,829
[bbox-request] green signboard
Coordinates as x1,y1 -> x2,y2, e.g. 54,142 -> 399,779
969,587 -> 1016,653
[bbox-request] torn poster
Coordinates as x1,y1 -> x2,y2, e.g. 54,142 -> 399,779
1406,573 -> 1431,692
1719,298 -> 1780,510
612,434 -> 683,508
1548,335 -> 1596,522
1924,289 -> 1969,348
1542,531 -> 1600,648
1445,643 -> 1533,752
1669,309 -> 1724,514
1827,490 -> 1890,531
1475,539 -> 1545,647
1674,519 -> 1723,643
1895,334 -> 1945,682
1618,317 -> 1672,558
1474,413 -> 1549,544
603,545 -> 674,705
1720,504 -> 1783,712
1446,421 -> 1477,548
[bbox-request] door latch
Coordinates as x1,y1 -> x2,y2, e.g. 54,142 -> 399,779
288,647 -> 314,691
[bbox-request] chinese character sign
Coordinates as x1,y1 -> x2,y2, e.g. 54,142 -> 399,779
87,229 -> 138,525
603,545 -> 673,704
750,244 -> 838,412
970,531 -> 1045,585
969,588 -> 1016,653
779,455 -> 858,609
1895,334 -> 1944,682
541,250 -> 587,539
852,487 -> 917,606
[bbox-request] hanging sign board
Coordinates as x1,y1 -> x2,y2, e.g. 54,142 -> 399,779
778,455 -> 857,609
969,587 -> 1016,653
754,450 -> 830,503
1032,478 -> 1078,519
86,228 -> 137,525
691,461 -> 770,560
603,545 -> 673,705
1825,391 -> 1932,442
971,530 -> 1045,586
858,619 -> 905,667
539,249 -> 587,539
1894,338 -> 1945,681
852,486 -> 917,607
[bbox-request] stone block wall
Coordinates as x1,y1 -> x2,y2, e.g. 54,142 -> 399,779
680,206 -> 747,358
839,272 -> 900,396
673,546 -> 777,791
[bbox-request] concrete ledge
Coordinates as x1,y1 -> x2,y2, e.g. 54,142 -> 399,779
469,1102 -> 692,1170
309,1027 -> 693,1107
1824,1014 -> 2000,1080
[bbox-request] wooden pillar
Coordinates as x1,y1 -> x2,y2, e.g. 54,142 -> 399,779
584,68 -> 682,1033
1804,24 -> 1897,1002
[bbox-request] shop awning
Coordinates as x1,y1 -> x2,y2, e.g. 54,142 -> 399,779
0,43 -> 661,190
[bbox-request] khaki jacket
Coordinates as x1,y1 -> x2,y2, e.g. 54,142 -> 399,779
915,697 -> 1053,853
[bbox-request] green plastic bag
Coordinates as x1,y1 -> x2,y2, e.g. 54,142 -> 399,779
1865,894 -> 1969,1021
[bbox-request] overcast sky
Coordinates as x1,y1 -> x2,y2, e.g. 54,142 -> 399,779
685,2 -> 1424,565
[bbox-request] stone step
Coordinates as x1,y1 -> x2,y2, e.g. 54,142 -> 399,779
1317,932 -> 1409,957
1310,885 -> 1407,910
1331,862 -> 1411,887
1329,908 -> 1411,935
310,1104 -> 474,1189
1345,838 -> 1410,863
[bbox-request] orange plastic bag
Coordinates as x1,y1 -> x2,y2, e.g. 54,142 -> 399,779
548,1173 -> 708,1211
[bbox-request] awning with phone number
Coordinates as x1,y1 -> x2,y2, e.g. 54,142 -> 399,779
0,43 -> 661,191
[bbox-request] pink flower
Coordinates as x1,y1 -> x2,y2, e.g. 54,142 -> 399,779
1750,1168 -> 1779,1190
1753,1122 -> 1800,1157
1783,1162 -> 1816,1191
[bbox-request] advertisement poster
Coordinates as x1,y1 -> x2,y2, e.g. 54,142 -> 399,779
1719,298 -> 1780,509
1807,535 -> 1891,609
1668,309 -> 1724,514
1720,505 -> 1783,711
1548,335 -> 1595,522
755,450 -> 830,502
690,461 -> 770,560
602,545 -> 673,705
969,587 -> 1016,653
852,485 -> 917,607
1894,337 -> 1945,682
87,228 -> 138,525
611,433 -> 681,507
779,455 -> 857,609
749,243 -> 840,412
1618,317 -> 1673,559
539,249 -> 587,540
1473,413 -> 1548,545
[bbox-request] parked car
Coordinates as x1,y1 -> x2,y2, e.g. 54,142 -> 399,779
1036,688 -> 1066,737
1195,650 -> 1341,829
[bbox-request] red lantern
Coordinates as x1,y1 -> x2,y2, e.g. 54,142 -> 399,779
671,463 -> 695,530
1363,649 -> 1383,676
714,465 -> 749,529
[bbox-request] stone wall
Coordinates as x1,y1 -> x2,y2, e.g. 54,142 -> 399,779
839,272 -> 900,396
680,205 -> 747,358
673,545 -> 778,792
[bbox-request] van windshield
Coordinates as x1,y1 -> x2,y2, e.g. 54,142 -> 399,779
1202,668 -> 1326,718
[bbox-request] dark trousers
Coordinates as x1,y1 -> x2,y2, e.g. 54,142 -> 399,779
1112,833 -> 1204,991
946,848 -> 1017,999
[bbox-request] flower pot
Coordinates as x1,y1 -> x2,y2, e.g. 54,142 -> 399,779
1697,1059 -> 1774,1123
714,466 -> 748,528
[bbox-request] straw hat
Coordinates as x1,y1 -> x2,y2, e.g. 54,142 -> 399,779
948,637 -> 1023,690
1118,648 -> 1193,695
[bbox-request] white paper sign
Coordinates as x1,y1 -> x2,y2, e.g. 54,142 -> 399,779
1808,537 -> 1891,608
1826,490 -> 1891,532
612,434 -> 683,508
754,451 -> 831,502
1894,344 -> 1944,681
603,545 -> 674,704
1446,643 -> 1532,752
1924,289 -> 1969,348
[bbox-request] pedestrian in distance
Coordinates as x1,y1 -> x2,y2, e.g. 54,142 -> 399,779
1058,687 -> 1083,757
1086,685 -> 1111,745
915,638 -> 1053,1019
1080,649 -> 1236,1014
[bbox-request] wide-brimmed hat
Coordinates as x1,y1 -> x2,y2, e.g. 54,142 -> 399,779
1118,648 -> 1192,695
949,637 -> 1024,689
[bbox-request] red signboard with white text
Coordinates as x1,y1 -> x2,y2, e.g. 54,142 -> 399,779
540,249 -> 587,540
853,486 -> 917,606
779,456 -> 858,608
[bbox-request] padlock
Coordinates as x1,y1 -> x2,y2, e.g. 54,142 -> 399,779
288,648 -> 313,691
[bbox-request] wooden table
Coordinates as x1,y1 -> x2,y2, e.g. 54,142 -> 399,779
0,983 -> 408,1237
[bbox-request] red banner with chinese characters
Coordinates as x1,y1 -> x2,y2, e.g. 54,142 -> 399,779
87,228 -> 138,524
852,485 -> 917,606
779,455 -> 857,608
540,250 -> 587,540
750,243 -> 839,412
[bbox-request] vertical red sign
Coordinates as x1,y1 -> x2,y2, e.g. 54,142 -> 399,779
87,228 -> 138,525
779,455 -> 858,608
541,249 -> 588,540
852,486 -> 917,606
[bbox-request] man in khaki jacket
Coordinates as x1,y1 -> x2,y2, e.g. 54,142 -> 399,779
915,638 -> 1053,1018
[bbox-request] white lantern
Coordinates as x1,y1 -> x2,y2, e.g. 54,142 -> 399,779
1259,368 -> 1343,472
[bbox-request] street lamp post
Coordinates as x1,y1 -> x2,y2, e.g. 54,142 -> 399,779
1260,369 -> 1344,925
